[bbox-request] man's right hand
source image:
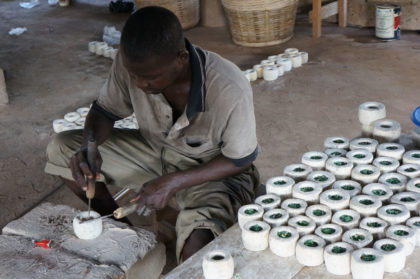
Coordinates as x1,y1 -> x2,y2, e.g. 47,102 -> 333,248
70,147 -> 102,191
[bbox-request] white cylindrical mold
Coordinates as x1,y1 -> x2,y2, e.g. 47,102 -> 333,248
349,138 -> 379,153
351,248 -> 384,279
299,51 -> 309,64
237,204 -> 264,229
342,228 -> 373,249
332,209 -> 361,230
292,181 -> 322,204
305,204 -> 332,226
324,148 -> 347,158
360,217 -> 388,240
397,164 -> 420,179
358,102 -> 386,125
266,176 -> 295,198
284,48 -> 299,55
103,46 -> 113,58
269,226 -> 299,257
295,234 -> 326,266
64,112 -> 81,123
202,250 -> 234,279
406,177 -> 420,193
301,151 -> 328,170
307,171 -> 336,189
95,43 -> 108,56
73,211 -> 103,240
373,238 -> 405,273
403,150 -> 420,165
262,66 -> 279,81
241,220 -> 270,251
276,64 -> 284,76
346,149 -> 374,166
281,198 -> 308,217
52,119 -> 69,133
372,119 -> 401,143
267,55 -> 278,62
88,41 -> 99,53
362,183 -> 393,203
372,156 -> 400,173
361,123 -> 374,137
350,195 -> 382,217
324,242 -> 353,275
406,217 -> 420,246
260,59 -> 275,66
351,164 -> 380,185
276,57 -> 292,72
288,215 -> 316,236
333,180 -> 361,197
325,157 -> 353,180
390,192 -> 419,213
378,172 -> 408,193
315,223 -> 343,244
263,208 -> 289,227
283,164 -> 312,182
244,69 -> 257,81
324,136 -> 350,150
376,143 -> 405,160
61,122 -> 78,131
377,204 -> 410,225
76,107 -> 89,118
320,188 -> 350,211
290,54 -> 302,68
252,64 -> 264,78
255,194 -> 281,211
386,224 -> 416,256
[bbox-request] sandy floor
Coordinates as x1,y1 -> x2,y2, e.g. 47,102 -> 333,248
1,0 -> 419,273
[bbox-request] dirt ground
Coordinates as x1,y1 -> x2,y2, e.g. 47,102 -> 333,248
1,0 -> 419,274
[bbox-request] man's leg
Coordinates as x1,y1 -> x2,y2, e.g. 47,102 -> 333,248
175,165 -> 259,263
45,129 -> 163,217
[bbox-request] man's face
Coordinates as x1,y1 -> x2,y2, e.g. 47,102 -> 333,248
123,53 -> 183,94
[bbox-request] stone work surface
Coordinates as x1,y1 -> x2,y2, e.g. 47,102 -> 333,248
0,235 -> 124,279
2,203 -> 157,273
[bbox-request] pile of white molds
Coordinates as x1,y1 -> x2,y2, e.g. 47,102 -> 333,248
2,203 -> 157,274
243,48 -> 309,82
52,106 -> 138,133
238,102 -> 420,279
88,41 -> 118,60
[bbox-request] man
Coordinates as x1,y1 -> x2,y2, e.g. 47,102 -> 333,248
45,6 -> 259,262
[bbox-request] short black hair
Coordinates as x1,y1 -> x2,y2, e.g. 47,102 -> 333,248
121,6 -> 184,62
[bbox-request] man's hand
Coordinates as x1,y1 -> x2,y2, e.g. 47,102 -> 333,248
132,174 -> 179,211
70,147 -> 102,191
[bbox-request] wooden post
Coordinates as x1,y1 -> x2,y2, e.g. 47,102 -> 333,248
0,69 -> 8,105
338,0 -> 347,27
312,0 -> 322,38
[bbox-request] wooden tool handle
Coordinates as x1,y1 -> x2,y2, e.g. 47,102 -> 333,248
113,203 -> 140,219
86,179 -> 96,199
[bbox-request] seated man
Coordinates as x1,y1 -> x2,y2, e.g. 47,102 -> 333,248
45,6 -> 259,263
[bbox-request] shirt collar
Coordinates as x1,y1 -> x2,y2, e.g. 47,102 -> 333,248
185,38 -> 207,121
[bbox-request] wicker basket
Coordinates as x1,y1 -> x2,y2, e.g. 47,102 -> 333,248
221,0 -> 299,47
134,0 -> 200,30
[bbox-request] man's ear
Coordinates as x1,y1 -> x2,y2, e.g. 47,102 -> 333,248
177,49 -> 189,64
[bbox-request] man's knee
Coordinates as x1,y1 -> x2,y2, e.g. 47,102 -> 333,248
46,131 -> 81,166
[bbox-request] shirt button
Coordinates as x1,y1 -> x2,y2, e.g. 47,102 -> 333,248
166,115 -> 170,119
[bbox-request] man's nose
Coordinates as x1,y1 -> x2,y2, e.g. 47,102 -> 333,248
136,77 -> 150,89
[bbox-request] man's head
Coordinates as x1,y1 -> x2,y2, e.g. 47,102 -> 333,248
121,6 -> 188,94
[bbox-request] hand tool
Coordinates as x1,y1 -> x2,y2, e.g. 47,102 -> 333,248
78,202 -> 150,224
86,132 -> 97,218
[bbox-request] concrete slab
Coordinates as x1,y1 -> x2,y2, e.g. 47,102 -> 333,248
164,224 -> 303,279
0,235 -> 124,279
2,202 -> 157,272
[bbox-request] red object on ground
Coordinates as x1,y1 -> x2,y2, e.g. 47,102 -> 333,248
32,239 -> 52,249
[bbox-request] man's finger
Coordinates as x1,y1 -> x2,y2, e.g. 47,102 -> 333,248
130,195 -> 141,203
70,158 -> 86,189
79,162 -> 93,178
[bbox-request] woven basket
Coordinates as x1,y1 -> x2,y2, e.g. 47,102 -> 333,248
221,0 -> 299,47
134,0 -> 200,30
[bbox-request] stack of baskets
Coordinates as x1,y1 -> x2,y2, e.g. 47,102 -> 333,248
134,0 -> 200,30
221,0 -> 299,47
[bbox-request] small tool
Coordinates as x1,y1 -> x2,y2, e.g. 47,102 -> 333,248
79,203 -> 149,224
86,132 -> 97,218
